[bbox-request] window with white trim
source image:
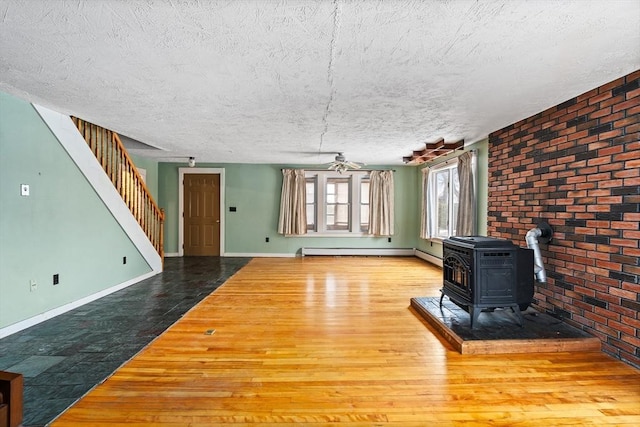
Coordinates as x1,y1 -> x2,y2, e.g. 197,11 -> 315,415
430,163 -> 459,239
359,179 -> 370,232
305,178 -> 316,231
421,151 -> 476,240
305,171 -> 370,235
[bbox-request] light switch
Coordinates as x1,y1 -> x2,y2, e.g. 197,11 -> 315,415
21,184 -> 30,196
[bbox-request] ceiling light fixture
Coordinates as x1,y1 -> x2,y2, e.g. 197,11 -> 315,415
330,163 -> 349,174
327,153 -> 362,174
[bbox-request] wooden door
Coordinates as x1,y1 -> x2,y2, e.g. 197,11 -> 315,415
184,174 -> 220,256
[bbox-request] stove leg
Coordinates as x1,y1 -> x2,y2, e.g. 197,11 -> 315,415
470,306 -> 481,329
511,304 -> 525,327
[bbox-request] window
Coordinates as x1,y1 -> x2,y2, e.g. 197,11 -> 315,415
423,163 -> 460,239
360,180 -> 370,232
305,178 -> 316,231
421,151 -> 476,240
305,171 -> 370,235
434,166 -> 459,238
326,178 -> 351,230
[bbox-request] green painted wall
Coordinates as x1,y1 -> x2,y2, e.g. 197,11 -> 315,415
476,139 -> 489,237
0,92 -> 151,329
130,154 -> 159,201
158,163 -> 419,255
415,138 -> 489,259
158,162 -> 180,253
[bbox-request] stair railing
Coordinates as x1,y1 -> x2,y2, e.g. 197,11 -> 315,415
71,117 -> 164,261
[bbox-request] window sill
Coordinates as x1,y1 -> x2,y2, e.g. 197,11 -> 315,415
423,237 -> 446,243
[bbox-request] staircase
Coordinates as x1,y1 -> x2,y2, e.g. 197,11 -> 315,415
71,117 -> 164,260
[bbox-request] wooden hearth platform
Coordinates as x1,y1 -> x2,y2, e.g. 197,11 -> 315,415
410,297 -> 601,355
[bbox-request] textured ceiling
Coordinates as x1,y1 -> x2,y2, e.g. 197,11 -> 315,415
1,0 -> 639,166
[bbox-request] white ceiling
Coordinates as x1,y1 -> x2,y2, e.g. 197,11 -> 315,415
1,0 -> 639,166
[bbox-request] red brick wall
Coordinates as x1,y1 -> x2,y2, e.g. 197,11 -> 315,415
487,70 -> 640,368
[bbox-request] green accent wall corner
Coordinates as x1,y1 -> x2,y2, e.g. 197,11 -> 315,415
159,163 -> 420,255
0,92 -> 151,330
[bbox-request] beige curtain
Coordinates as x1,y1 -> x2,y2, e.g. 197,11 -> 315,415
277,169 -> 307,235
455,151 -> 475,236
419,166 -> 432,239
368,170 -> 394,236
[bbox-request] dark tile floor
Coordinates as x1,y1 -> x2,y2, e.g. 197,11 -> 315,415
0,256 -> 250,427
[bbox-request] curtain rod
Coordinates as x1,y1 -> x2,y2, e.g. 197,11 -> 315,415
282,168 -> 396,172
423,149 -> 477,168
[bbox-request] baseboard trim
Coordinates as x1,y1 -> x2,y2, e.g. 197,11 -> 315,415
414,249 -> 443,267
164,252 -> 295,258
164,250 -> 442,264
301,248 -> 415,257
224,252 -> 296,258
0,271 -> 158,339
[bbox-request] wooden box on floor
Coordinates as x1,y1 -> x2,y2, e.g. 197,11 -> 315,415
0,404 -> 7,427
0,371 -> 23,427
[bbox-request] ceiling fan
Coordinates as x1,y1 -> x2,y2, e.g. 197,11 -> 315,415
327,153 -> 363,174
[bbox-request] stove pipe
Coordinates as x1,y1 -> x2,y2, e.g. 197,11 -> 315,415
525,223 -> 553,283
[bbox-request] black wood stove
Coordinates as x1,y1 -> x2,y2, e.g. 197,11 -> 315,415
440,236 -> 534,329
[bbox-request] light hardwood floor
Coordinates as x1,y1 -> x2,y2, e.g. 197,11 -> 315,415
52,257 -> 640,426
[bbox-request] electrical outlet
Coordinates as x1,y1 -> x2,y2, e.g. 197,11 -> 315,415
265,237 -> 269,243
388,237 -> 392,243
53,274 -> 59,285
21,184 -> 30,196
30,279 -> 37,292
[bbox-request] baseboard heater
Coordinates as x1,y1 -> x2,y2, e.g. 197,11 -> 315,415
414,249 -> 443,267
301,248 -> 415,257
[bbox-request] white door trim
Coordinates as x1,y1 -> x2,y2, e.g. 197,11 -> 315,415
178,168 -> 225,257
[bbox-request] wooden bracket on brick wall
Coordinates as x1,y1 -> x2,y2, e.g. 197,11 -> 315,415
403,138 -> 465,165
